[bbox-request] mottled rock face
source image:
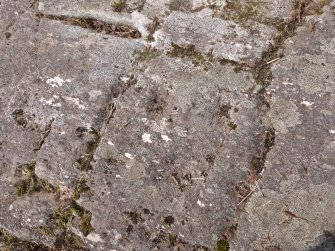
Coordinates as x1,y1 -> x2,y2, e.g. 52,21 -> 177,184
232,7 -> 335,251
1,0 -> 335,250
153,9 -> 276,65
78,55 -> 262,249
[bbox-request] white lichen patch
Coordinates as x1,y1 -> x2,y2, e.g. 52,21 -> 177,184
86,233 -> 104,243
88,90 -> 102,100
131,11 -> 152,37
301,100 -> 314,107
107,141 -> 115,146
120,76 -> 130,83
197,199 -> 205,207
269,97 -> 301,134
161,134 -> 172,142
142,133 -> 152,143
329,130 -> 335,134
53,103 -> 62,107
39,97 -> 54,106
125,153 -> 135,159
64,96 -> 86,110
46,76 -> 71,88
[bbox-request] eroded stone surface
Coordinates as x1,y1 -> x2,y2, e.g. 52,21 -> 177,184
1,2 -> 142,247
153,9 -> 276,64
78,55 -> 263,250
219,0 -> 295,22
1,0 -> 334,250
232,7 -> 335,251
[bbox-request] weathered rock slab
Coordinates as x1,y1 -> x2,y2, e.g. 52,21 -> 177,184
232,7 -> 335,251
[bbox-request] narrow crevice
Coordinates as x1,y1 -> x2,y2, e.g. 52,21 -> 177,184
74,127 -> 101,171
75,75 -> 137,171
36,13 -> 141,38
235,0 -> 332,203
11,161 -> 91,249
224,0 -> 332,247
14,162 -> 60,197
33,118 -> 54,152
167,42 -> 249,71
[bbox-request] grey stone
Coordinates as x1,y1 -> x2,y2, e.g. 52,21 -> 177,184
153,9 -> 276,64
232,7 -> 335,251
78,55 -> 263,250
1,0 -> 334,250
219,0 -> 295,22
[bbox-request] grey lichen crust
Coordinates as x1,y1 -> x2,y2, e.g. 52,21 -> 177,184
0,0 -> 334,250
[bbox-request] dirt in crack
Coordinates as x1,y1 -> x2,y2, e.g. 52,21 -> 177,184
37,13 -> 141,38
251,0 -> 330,87
34,118 -> 54,151
75,102 -> 116,171
75,128 -> 101,171
235,0 -> 330,206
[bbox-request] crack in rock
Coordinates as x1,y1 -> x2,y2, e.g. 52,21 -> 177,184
75,76 -> 136,171
236,0 -> 329,200
37,13 -> 141,38
33,118 -> 54,152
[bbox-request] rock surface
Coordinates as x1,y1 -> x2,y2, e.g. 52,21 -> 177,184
0,0 -> 334,250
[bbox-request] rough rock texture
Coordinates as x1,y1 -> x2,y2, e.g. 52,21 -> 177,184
78,55 -> 262,250
1,0 -> 334,250
232,8 -> 335,251
153,9 -> 276,64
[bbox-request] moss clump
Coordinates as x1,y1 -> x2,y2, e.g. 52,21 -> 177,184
168,0 -> 192,11
75,128 -> 101,171
38,226 -> 54,237
168,43 -> 203,65
135,47 -> 161,63
55,202 -> 94,237
72,178 -> 90,200
11,109 -> 27,127
14,163 -> 59,197
164,216 -> 174,226
223,0 -> 261,22
167,43 -> 215,70
15,180 -> 29,197
111,0 -> 127,12
0,229 -> 49,251
311,0 -> 330,15
79,212 -> 94,236
217,239 -> 230,251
